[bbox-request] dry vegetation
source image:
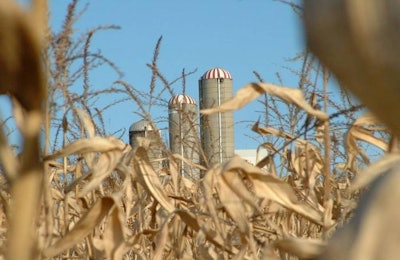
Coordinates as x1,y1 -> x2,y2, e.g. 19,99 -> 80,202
0,0 -> 398,259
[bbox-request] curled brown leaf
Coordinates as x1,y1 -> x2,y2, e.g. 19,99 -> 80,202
201,82 -> 328,121
43,197 -> 115,258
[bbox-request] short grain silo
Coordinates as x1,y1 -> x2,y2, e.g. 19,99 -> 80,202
168,94 -> 200,180
129,119 -> 162,170
199,68 -> 234,165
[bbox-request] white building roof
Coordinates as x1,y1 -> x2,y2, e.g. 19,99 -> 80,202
234,148 -> 269,165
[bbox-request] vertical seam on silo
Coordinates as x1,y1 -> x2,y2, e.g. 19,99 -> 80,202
217,78 -> 223,164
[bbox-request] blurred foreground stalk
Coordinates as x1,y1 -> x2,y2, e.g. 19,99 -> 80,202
304,0 -> 400,259
304,0 -> 400,136
0,0 -> 47,259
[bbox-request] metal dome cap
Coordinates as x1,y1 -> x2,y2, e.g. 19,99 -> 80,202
169,94 -> 196,106
201,67 -> 232,80
129,119 -> 154,132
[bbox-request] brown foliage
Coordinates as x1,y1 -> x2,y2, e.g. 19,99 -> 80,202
0,0 -> 397,259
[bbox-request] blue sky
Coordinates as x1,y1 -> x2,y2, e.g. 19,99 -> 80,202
15,0 -> 305,149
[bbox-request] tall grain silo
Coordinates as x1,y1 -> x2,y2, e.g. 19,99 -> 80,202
199,68 -> 234,165
168,94 -> 200,180
129,119 -> 162,170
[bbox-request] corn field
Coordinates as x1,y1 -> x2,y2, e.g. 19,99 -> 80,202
0,0 -> 399,259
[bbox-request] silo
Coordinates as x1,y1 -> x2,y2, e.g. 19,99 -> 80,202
129,119 -> 162,170
168,94 -> 200,180
199,68 -> 234,165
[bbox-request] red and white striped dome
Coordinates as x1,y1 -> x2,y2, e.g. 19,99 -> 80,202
168,94 -> 196,105
202,68 -> 232,80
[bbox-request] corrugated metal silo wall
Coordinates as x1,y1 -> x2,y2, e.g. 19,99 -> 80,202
199,78 -> 234,165
169,103 -> 201,179
129,130 -> 163,171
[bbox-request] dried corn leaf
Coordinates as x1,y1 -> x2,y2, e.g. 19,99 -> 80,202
215,171 -> 260,258
175,210 -> 200,231
348,127 -> 387,151
252,122 -> 319,149
44,136 -> 126,160
201,83 -> 328,121
168,157 -> 180,195
260,246 -> 281,260
197,240 -> 215,260
223,156 -> 324,225
134,147 -> 175,213
78,140 -> 128,196
202,166 -> 224,236
352,113 -> 381,128
350,153 -> 400,191
43,197 -> 115,258
346,114 -> 388,168
321,163 -> 400,259
315,123 -> 325,144
0,120 -> 18,180
76,108 -> 96,138
175,209 -> 238,255
347,114 -> 387,151
153,215 -> 173,259
220,170 -> 261,213
216,171 -> 250,236
232,246 -> 248,260
103,207 -> 129,260
274,236 -> 326,259
292,142 -> 324,180
11,99 -> 43,141
172,153 -> 207,171
252,174 -> 323,224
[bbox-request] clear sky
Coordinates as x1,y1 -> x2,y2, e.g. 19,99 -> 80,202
16,0 -> 305,149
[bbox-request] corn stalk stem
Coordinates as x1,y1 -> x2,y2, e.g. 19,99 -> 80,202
322,66 -> 331,211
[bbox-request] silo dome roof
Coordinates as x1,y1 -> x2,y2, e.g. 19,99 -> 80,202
169,94 -> 196,105
202,68 -> 232,80
129,119 -> 154,132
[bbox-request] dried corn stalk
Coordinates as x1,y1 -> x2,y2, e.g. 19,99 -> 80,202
304,0 -> 400,259
0,1 -> 47,259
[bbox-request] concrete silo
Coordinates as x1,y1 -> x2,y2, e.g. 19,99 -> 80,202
129,119 -> 162,170
199,68 -> 234,165
168,94 -> 200,180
